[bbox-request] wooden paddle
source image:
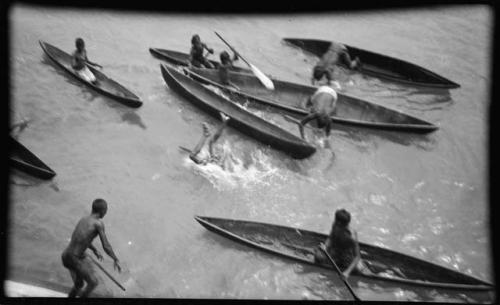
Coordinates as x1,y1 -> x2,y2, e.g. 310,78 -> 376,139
89,256 -> 126,291
214,31 -> 274,90
179,146 -> 192,154
86,61 -> 103,70
320,246 -> 360,301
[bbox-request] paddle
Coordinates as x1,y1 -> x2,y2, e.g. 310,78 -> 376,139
320,245 -> 360,301
86,61 -> 103,70
179,146 -> 192,154
89,256 -> 126,291
214,31 -> 274,90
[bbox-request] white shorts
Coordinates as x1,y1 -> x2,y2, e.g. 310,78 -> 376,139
75,66 -> 96,83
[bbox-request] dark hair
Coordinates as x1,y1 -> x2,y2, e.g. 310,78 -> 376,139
220,51 -> 230,62
316,113 -> 331,128
92,198 -> 107,215
75,38 -> 84,48
313,66 -> 327,81
335,209 -> 351,227
191,34 -> 200,44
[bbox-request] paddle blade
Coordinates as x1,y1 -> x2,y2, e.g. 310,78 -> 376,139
249,64 -> 274,90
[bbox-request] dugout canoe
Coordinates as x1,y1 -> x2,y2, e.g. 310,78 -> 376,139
149,48 -> 251,73
160,64 -> 316,159
195,216 -> 494,294
39,41 -> 142,108
184,68 -> 438,133
10,136 -> 56,180
283,38 -> 460,89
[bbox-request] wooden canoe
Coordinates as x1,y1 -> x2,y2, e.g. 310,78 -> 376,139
39,41 -> 142,108
160,64 -> 316,159
10,136 -> 56,180
283,38 -> 460,89
184,68 -> 438,134
149,48 -> 251,73
4,280 -> 67,297
195,216 -> 494,293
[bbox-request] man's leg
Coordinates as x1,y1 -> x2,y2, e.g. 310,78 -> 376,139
77,257 -> 99,298
67,270 -> 84,298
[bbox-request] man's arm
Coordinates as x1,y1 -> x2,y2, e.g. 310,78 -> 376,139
88,243 -> 103,260
190,133 -> 209,157
202,43 -> 214,54
96,221 -> 121,272
343,231 -> 361,278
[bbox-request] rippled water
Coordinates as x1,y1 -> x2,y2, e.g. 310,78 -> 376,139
7,4 -> 493,302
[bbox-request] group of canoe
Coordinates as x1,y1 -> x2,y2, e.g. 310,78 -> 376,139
8,35 -> 494,300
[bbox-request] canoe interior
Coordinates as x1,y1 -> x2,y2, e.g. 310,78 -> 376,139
39,41 -> 142,106
283,38 -> 460,89
161,64 -> 315,159
10,136 -> 56,179
188,68 -> 435,129
196,216 -> 493,289
149,48 -> 251,73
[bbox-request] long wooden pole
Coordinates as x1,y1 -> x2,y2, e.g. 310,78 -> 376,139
320,247 -> 360,301
89,256 -> 126,291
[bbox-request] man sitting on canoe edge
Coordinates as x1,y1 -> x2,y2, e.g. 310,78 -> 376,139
61,199 -> 122,297
298,85 -> 338,142
189,111 -> 236,171
189,34 -> 215,69
312,42 -> 361,86
71,38 -> 101,84
313,209 -> 372,278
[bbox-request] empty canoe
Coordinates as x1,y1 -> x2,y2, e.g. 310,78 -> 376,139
149,48 -> 250,73
40,40 -> 142,108
10,136 -> 56,180
184,67 -> 438,134
283,38 -> 460,89
160,64 -> 316,159
195,216 -> 493,294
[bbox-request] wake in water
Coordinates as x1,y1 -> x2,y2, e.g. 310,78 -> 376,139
182,140 -> 285,191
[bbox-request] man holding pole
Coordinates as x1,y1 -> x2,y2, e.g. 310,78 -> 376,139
61,198 -> 122,297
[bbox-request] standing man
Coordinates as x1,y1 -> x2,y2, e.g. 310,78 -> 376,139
298,86 -> 338,141
312,42 -> 361,86
61,198 -> 121,298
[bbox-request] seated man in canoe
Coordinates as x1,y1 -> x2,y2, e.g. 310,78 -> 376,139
61,199 -> 122,297
189,112 -> 235,170
71,38 -> 101,84
218,50 -> 240,90
312,42 -> 361,86
313,209 -> 370,278
298,86 -> 338,140
189,34 -> 215,69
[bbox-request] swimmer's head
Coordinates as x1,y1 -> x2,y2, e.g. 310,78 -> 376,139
92,198 -> 108,218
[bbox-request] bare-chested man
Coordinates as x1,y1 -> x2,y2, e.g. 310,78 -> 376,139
61,198 -> 121,298
312,42 -> 361,86
298,86 -> 338,140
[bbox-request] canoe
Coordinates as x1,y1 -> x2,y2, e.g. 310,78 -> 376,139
4,280 -> 67,297
149,48 -> 251,73
10,136 -> 56,180
160,64 -> 316,159
39,41 -> 142,108
184,68 -> 438,134
195,216 -> 494,293
283,38 -> 460,89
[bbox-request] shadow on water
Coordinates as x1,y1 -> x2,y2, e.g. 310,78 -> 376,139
121,111 -> 147,130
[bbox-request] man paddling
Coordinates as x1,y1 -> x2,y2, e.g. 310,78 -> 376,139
298,86 -> 338,141
313,209 -> 366,279
189,34 -> 215,69
218,50 -> 240,90
189,111 -> 234,170
71,38 -> 100,84
61,198 -> 121,297
312,42 -> 361,86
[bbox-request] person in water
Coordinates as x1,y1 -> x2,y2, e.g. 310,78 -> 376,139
189,111 -> 233,168
218,50 -> 240,90
61,198 -> 121,297
189,34 -> 215,69
71,38 -> 100,84
314,209 -> 363,278
299,85 -> 338,140
312,42 -> 361,86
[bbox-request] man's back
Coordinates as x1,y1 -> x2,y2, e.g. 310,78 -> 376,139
66,216 -> 100,257
327,225 -> 356,270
